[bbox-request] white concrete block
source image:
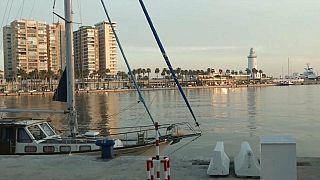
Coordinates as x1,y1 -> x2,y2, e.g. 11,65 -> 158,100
260,135 -> 297,180
234,141 -> 260,177
207,141 -> 230,176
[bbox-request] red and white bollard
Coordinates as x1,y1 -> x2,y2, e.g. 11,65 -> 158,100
161,157 -> 170,180
146,122 -> 171,180
147,158 -> 154,180
146,156 -> 170,180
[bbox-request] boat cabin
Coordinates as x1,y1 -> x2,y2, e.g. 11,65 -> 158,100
0,118 -> 101,155
0,119 -> 59,154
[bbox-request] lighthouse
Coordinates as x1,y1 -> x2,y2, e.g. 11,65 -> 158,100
247,48 -> 259,79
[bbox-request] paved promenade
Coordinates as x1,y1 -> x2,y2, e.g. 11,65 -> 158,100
0,154 -> 319,180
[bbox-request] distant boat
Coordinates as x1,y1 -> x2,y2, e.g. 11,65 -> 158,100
303,64 -> 318,80
277,80 -> 294,86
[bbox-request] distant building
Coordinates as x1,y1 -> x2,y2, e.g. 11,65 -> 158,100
73,26 -> 100,76
2,19 -> 66,80
95,21 -> 117,76
247,48 -> 260,79
46,23 -> 66,73
2,25 -> 12,80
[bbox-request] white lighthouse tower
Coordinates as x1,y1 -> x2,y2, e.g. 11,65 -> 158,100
247,48 -> 259,79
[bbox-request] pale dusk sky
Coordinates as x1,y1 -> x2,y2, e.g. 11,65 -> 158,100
1,0 -> 320,77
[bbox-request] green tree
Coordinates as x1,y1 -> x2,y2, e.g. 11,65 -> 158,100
155,68 -> 160,79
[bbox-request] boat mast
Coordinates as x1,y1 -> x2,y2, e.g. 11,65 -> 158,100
287,57 -> 290,79
64,0 -> 78,136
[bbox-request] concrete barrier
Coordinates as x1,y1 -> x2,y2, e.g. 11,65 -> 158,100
207,141 -> 230,176
234,141 -> 260,177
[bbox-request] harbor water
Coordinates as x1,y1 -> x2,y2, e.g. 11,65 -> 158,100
1,85 -> 319,158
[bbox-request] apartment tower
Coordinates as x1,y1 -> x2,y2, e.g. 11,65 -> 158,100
2,26 -> 12,80
73,26 -> 99,77
95,21 -> 117,76
3,20 -> 66,80
46,23 -> 66,73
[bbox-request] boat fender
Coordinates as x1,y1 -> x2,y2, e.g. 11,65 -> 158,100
114,139 -> 124,148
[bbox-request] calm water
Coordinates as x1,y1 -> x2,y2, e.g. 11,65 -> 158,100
1,85 -> 320,157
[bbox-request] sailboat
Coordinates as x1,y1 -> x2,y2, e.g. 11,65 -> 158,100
0,0 -> 201,155
277,57 -> 294,86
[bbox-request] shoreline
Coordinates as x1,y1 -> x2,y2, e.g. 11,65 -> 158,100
2,83 -> 320,96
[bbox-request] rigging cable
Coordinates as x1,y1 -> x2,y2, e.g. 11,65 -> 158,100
28,0 -> 36,19
52,0 -> 56,22
0,0 -> 11,55
100,0 -> 157,126
5,0 -> 14,26
0,0 -> 10,29
76,0 -> 83,25
20,0 -> 25,19
165,134 -> 201,156
138,0 -> 201,129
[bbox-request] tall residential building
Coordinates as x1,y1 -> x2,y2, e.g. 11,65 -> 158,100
3,20 -> 48,80
3,20 -> 66,81
3,26 -> 12,80
47,23 -> 66,73
73,26 -> 100,76
95,21 -> 117,76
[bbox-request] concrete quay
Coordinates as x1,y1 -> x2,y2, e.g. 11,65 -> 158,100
0,155 -> 319,180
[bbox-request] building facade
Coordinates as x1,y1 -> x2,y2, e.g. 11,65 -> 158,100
3,26 -> 12,80
95,21 -> 117,76
47,23 -> 66,73
2,19 -> 65,80
73,26 -> 100,77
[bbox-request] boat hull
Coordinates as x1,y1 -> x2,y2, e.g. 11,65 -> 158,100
10,140 -> 170,156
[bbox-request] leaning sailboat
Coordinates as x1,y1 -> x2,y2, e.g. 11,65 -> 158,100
0,0 -> 201,155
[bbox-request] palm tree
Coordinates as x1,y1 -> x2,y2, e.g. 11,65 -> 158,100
176,67 -> 181,78
137,68 -> 142,80
252,68 -> 258,80
17,68 -> 27,90
105,69 -> 111,89
132,69 -> 137,80
155,68 -> 160,79
39,70 -> 47,91
245,68 -> 251,83
259,70 -> 263,79
146,68 -> 151,86
188,69 -> 193,81
142,68 -> 146,80
161,70 -> 166,86
47,70 -> 54,91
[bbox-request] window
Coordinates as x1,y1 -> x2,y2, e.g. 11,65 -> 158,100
28,125 -> 46,140
17,128 -> 32,143
60,146 -> 71,152
79,145 -> 91,151
40,123 -> 55,136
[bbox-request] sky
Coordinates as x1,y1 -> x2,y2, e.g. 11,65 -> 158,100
1,0 -> 320,77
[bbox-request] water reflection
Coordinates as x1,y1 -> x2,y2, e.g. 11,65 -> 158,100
1,86 -> 320,156
246,87 -> 258,136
